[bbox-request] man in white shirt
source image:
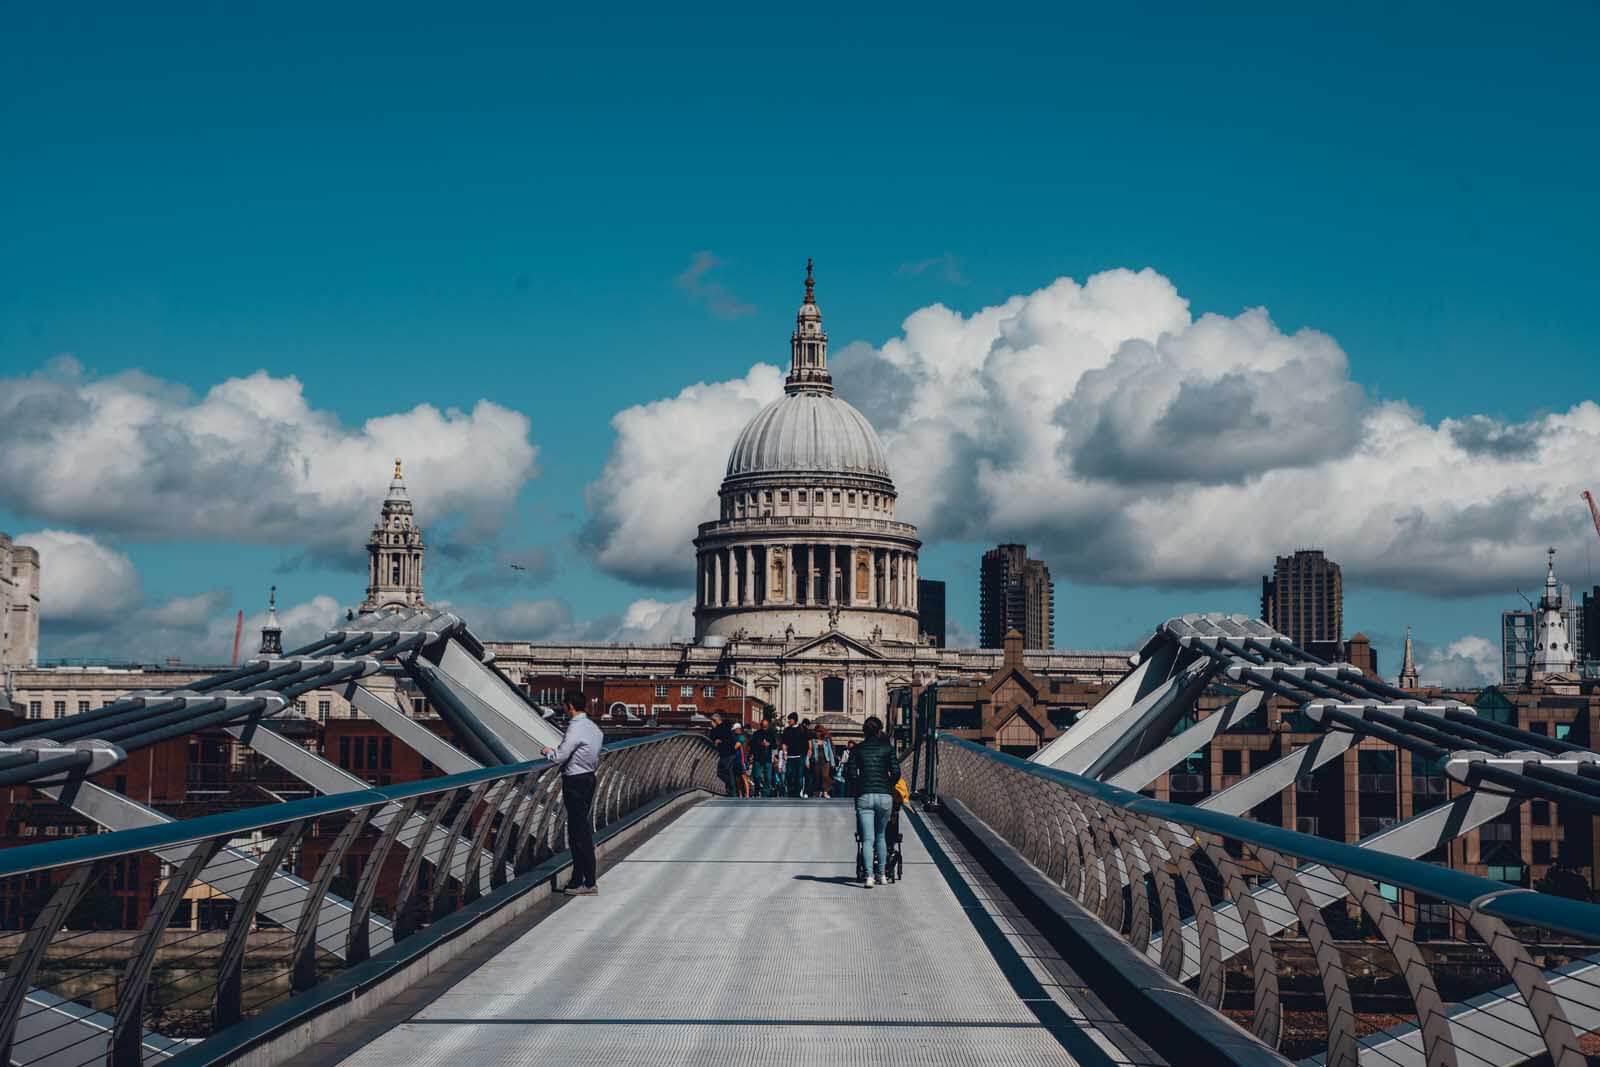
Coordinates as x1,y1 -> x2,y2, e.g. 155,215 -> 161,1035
541,692 -> 605,895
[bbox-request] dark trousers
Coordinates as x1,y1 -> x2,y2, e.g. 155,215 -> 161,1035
562,772 -> 598,886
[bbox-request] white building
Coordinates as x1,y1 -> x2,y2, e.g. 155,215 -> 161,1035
694,260 -> 922,646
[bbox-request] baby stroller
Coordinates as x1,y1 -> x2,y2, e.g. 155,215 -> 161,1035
854,796 -> 905,883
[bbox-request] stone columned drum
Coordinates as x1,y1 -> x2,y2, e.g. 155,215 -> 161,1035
694,261 -> 922,645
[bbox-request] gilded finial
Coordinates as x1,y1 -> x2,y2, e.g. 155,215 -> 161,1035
804,257 -> 815,304
393,457 -> 403,480
269,584 -> 276,609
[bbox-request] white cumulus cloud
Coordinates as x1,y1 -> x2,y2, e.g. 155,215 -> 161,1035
0,359 -> 540,555
1417,635 -> 1502,688
583,363 -> 784,586
587,267 -> 1599,598
16,530 -> 142,624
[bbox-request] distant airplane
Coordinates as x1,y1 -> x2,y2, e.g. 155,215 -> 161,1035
509,563 -> 526,571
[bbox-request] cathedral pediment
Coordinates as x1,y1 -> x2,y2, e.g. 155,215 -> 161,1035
782,629 -> 885,661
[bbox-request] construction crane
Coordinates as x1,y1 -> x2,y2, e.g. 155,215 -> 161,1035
1584,490 -> 1600,541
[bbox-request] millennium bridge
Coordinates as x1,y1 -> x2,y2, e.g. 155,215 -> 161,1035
2,611 -> 1598,1066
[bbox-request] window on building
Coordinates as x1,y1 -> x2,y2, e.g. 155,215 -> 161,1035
847,492 -> 856,505
678,704 -> 698,716
797,490 -> 807,503
681,685 -> 694,698
652,704 -> 671,717
338,737 -> 352,768
318,700 -> 331,720
1529,721 -> 1548,736
381,736 -> 393,770
1532,840 -> 1553,864
1532,800 -> 1550,825
1555,722 -> 1572,740
412,698 -> 425,715
52,701 -> 65,717
1485,864 -> 1524,884
656,685 -> 669,698
26,701 -> 40,719
77,701 -> 89,714
702,685 -> 717,698
102,699 -> 114,707
1221,749 -> 1242,775
832,491 -> 841,504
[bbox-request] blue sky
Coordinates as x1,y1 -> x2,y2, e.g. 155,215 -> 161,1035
2,5 -> 1597,679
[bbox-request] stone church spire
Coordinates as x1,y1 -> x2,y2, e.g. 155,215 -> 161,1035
1397,625 -> 1419,689
258,585 -> 283,656
360,459 -> 427,615
1532,547 -> 1575,678
786,258 -> 833,396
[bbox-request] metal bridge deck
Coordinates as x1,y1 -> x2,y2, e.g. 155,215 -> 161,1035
333,798 -> 1158,1066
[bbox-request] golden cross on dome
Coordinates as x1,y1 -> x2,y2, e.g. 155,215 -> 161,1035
393,458 -> 403,479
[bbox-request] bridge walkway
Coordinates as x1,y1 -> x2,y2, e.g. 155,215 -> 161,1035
325,798 -> 1163,1066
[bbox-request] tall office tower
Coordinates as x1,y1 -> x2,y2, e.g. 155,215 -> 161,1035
1584,587 -> 1599,667
1260,549 -> 1343,660
0,533 -> 40,669
979,544 -> 1054,650
917,579 -> 947,648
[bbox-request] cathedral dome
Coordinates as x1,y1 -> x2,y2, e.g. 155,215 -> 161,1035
725,391 -> 892,483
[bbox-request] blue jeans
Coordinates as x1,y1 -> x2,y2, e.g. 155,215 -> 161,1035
785,760 -> 806,798
856,793 -> 893,877
751,761 -> 773,797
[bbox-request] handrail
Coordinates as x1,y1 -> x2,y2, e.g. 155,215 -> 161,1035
0,733 -> 686,879
939,733 -> 1600,941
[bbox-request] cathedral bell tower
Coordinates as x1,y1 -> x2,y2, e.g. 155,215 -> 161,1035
787,258 -> 832,395
258,585 -> 283,655
360,459 -> 427,615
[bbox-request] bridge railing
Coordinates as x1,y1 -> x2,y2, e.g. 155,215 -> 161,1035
0,732 -> 720,1067
936,734 -> 1600,1067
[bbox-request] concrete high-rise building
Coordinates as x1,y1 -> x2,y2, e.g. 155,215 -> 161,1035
0,533 -> 40,669
917,579 -> 946,648
1260,549 -> 1343,659
361,460 -> 427,616
979,544 -> 1054,650
1584,586 -> 1600,667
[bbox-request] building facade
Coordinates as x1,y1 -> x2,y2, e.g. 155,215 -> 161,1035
693,262 -> 921,647
1260,549 -> 1343,659
915,629 -> 1110,756
0,533 -> 40,670
917,579 -> 947,648
979,544 -> 1054,650
360,460 -> 426,615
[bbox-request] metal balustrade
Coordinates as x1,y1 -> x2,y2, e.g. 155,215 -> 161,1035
935,734 -> 1600,1067
0,733 -> 721,1067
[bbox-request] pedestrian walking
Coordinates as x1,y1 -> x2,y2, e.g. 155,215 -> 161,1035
708,711 -> 740,796
845,716 -> 901,887
540,691 -> 605,895
781,713 -> 809,798
750,717 -> 775,797
810,724 -> 837,798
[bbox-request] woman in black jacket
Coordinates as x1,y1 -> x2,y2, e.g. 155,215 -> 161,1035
846,716 -> 900,887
